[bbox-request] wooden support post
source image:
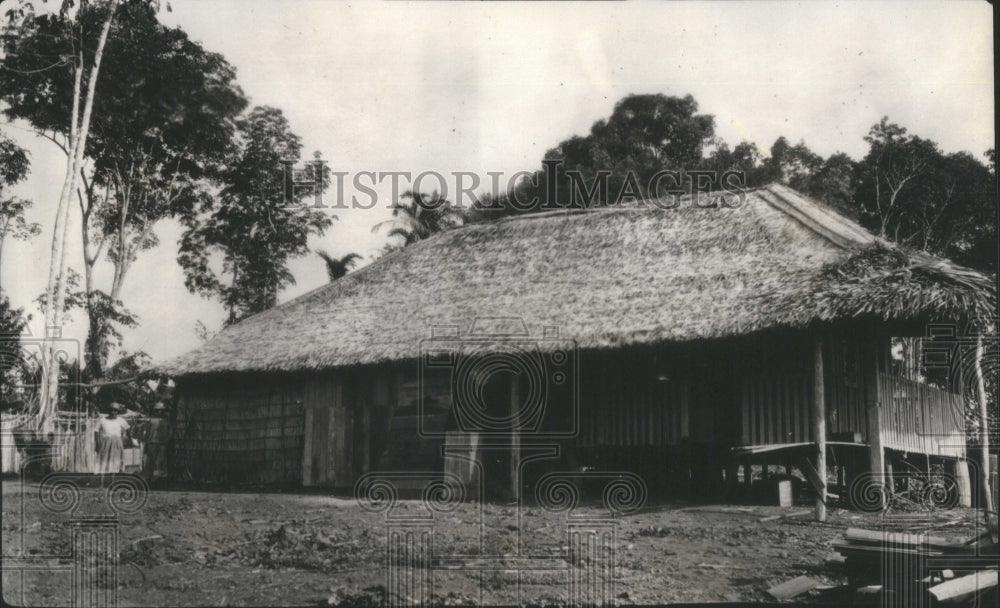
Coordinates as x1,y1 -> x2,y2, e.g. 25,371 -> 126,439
726,458 -> 739,500
973,336 -> 997,538
743,459 -> 753,489
361,381 -> 371,475
950,459 -> 973,508
510,374 -> 521,502
813,332 -> 827,522
302,396 -> 314,486
958,460 -> 973,508
762,464 -> 769,480
864,328 -> 886,510
328,376 -> 342,486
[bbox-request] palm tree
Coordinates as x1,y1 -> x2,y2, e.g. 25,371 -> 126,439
316,250 -> 361,281
372,190 -> 464,247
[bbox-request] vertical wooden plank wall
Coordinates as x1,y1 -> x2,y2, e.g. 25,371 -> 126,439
877,371 -> 966,458
577,348 -> 690,448
740,375 -> 812,445
737,328 -> 875,448
302,372 -> 359,487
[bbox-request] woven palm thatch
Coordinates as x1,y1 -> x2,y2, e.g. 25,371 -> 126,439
162,184 -> 995,375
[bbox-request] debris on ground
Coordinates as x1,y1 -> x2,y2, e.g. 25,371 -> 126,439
832,524 -> 999,607
928,570 -> 998,605
222,522 -> 377,571
759,509 -> 812,523
767,575 -> 820,600
3,479 -> 992,606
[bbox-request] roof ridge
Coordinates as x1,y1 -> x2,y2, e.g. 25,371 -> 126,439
758,184 -> 875,249
482,184 -> 773,225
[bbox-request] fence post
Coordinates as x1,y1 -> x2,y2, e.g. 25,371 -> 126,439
864,329 -> 887,509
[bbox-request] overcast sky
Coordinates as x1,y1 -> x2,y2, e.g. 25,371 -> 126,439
3,0 -> 994,364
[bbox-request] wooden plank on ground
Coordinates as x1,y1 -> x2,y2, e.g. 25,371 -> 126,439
927,569 -> 997,604
759,509 -> 812,522
845,528 -> 952,549
853,585 -> 883,607
832,543 -> 943,559
767,575 -> 820,600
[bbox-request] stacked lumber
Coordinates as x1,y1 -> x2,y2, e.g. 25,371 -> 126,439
833,527 -> 998,606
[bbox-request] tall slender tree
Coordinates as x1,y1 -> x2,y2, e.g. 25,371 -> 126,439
3,1 -> 246,379
1,0 -> 125,431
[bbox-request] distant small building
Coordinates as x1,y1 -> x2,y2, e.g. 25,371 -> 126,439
162,184 -> 994,504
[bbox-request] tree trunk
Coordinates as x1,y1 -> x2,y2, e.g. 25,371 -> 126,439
85,300 -> 105,381
37,0 -> 120,433
37,65 -> 83,434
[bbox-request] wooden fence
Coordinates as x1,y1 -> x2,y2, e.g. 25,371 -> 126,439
1,413 -> 142,474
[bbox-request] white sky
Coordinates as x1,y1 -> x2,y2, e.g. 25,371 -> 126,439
2,0 -> 994,364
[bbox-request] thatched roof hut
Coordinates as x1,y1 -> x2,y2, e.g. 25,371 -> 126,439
162,184 -> 993,495
163,183 -> 993,376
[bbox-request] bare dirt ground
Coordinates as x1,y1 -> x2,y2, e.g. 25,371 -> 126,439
1,479 -> 984,606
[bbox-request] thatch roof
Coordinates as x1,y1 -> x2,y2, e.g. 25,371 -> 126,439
163,184 -> 995,376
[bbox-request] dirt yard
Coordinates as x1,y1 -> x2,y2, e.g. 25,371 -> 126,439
1,478 -> 985,606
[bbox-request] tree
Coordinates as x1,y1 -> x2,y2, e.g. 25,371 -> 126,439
316,250 -> 361,281
856,118 -> 939,240
910,151 -> 995,269
755,137 -> 862,217
701,139 -> 769,189
500,94 -> 716,212
373,190 -> 463,248
807,152 -> 858,217
764,136 -> 824,190
0,131 -> 41,283
0,0 -> 148,432
0,291 -> 32,411
178,106 -> 332,324
2,1 -> 247,379
853,119 -> 995,273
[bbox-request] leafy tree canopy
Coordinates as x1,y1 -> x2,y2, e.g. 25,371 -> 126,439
178,106 -> 333,324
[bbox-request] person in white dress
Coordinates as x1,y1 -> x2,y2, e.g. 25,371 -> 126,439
96,402 -> 130,474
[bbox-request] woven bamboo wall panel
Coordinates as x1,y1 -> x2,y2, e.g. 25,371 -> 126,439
173,377 -> 305,484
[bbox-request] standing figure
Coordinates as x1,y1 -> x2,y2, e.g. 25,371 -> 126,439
96,402 -> 130,474
142,402 -> 170,482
